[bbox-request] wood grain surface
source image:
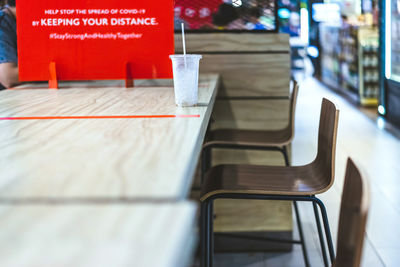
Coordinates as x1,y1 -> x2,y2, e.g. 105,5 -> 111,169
175,33 -> 290,97
214,199 -> 292,232
211,99 -> 290,131
0,74 -> 219,201
0,202 -> 197,267
175,33 -> 290,53
200,54 -> 290,97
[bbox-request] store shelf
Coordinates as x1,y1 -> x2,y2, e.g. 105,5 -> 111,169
319,23 -> 379,106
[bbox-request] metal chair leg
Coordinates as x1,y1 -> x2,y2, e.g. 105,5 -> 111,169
315,198 -> 335,264
201,146 -> 211,184
200,194 -> 335,267
209,200 -> 214,267
200,201 -> 208,267
282,146 -> 290,166
285,147 -> 309,267
313,201 -> 329,267
293,201 -> 310,267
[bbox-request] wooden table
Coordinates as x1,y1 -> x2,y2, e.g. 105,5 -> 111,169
0,74 -> 219,201
0,75 -> 219,266
0,202 -> 197,267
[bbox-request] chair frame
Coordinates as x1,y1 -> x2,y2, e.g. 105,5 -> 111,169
202,158 -> 371,267
201,142 -> 311,266
200,98 -> 339,267
201,194 -> 334,267
200,82 -> 311,266
201,80 -> 298,178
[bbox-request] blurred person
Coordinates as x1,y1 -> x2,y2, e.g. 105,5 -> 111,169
288,11 -> 300,35
174,7 -> 188,30
308,21 -> 321,78
0,0 -> 18,89
212,3 -> 246,30
245,7 -> 267,30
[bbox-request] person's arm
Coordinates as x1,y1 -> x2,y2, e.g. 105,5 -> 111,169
0,62 -> 19,88
0,8 -> 19,89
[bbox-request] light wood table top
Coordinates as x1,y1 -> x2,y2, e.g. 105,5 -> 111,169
0,202 -> 197,267
0,74 -> 219,201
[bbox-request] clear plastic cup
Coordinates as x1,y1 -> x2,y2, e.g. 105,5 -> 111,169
169,54 -> 202,107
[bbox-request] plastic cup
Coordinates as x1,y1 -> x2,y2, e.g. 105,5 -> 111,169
169,54 -> 202,107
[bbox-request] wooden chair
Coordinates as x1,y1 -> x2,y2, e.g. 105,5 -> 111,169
202,80 -> 299,174
201,81 -> 311,266
200,98 -> 339,267
333,158 -> 370,267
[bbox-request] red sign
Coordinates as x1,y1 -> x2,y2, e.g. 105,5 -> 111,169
16,0 -> 175,81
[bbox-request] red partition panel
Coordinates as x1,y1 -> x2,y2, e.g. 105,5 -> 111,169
17,0 -> 174,81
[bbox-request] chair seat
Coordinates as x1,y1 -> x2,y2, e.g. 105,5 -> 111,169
205,128 -> 292,148
200,163 -> 333,201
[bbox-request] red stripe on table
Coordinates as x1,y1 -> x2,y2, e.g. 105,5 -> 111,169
0,115 -> 200,120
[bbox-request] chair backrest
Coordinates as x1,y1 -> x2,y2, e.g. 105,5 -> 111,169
333,158 -> 370,267
312,98 -> 339,192
287,80 -> 299,142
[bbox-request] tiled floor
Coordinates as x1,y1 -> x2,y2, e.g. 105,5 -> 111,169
206,73 -> 400,266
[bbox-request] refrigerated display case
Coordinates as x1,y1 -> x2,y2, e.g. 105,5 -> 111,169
319,24 -> 341,88
385,0 -> 400,81
380,0 -> 400,126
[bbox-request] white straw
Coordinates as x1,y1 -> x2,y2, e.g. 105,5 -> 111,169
181,22 -> 187,69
